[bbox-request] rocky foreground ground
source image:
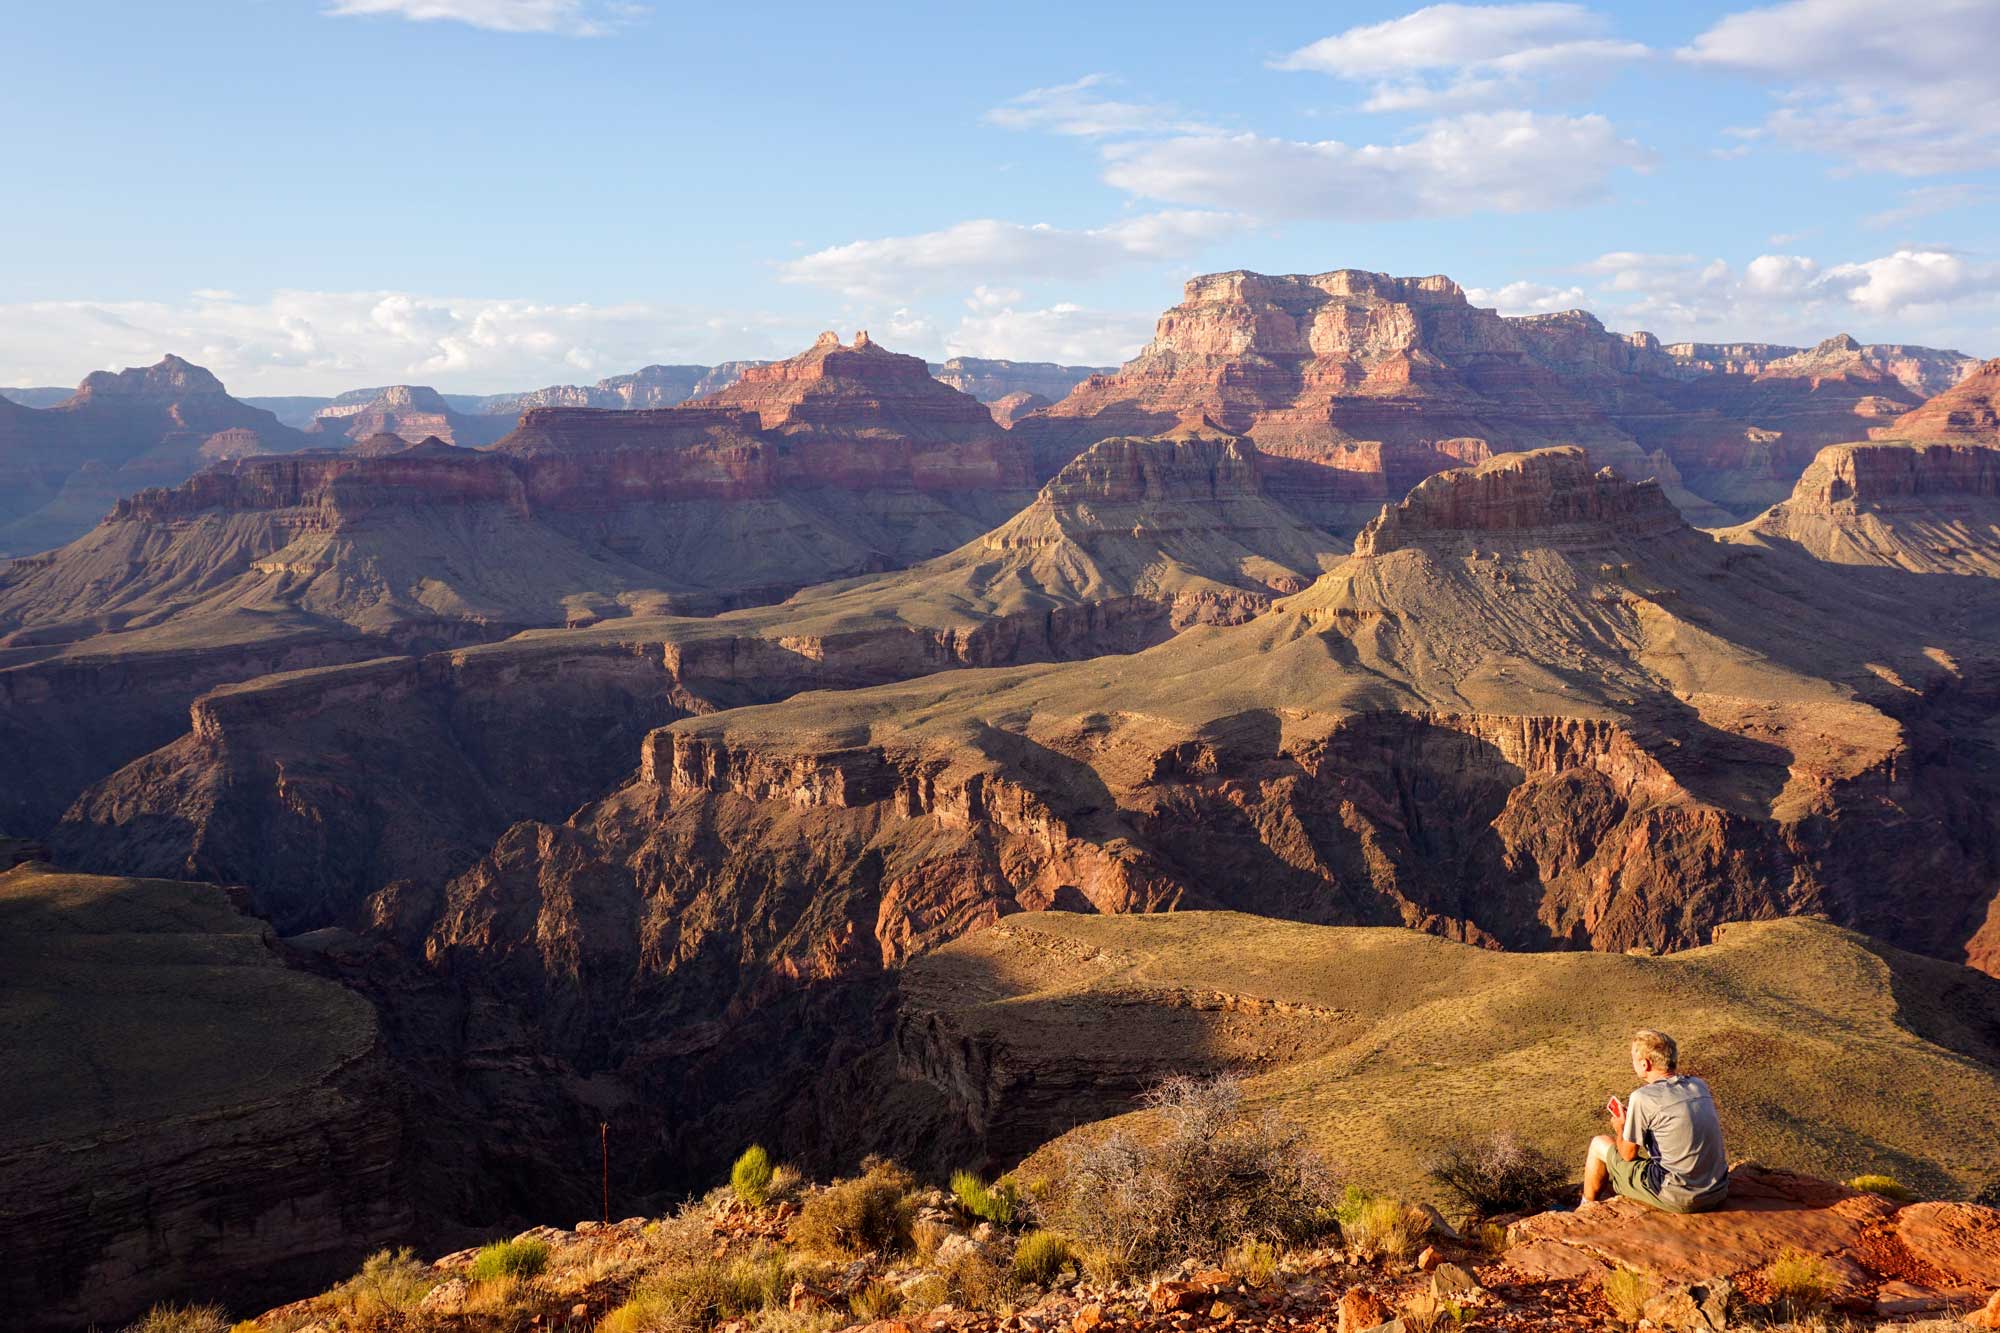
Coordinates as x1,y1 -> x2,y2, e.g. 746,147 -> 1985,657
212,1162 -> 2000,1333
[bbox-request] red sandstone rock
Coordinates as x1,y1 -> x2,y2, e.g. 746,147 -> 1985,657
1896,1203 -> 2000,1288
1880,358 -> 2000,444
1337,1288 -> 1389,1333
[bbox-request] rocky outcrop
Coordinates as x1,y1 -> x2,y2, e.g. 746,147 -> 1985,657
308,384 -> 515,448
0,354 -> 313,557
0,866 -> 408,1331
1733,440 -> 2000,576
1353,447 -> 1684,555
986,390 -> 1051,428
1879,358 -> 2000,444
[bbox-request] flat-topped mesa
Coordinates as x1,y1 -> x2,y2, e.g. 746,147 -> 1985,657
1353,447 -> 1685,556
307,383 -> 512,448
1510,309 -> 1676,377
1182,267 -> 1467,309
109,445 -> 528,523
1877,358 -> 2000,443
1034,426 -> 1261,508
696,331 -> 1004,443
1787,440 -> 2000,509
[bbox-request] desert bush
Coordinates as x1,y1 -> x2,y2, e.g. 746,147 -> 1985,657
470,1236 -> 550,1281
1073,1241 -> 1133,1285
901,1274 -> 951,1311
1766,1248 -> 1840,1317
1339,1191 -> 1423,1261
849,1278 -> 902,1319
790,1158 -> 916,1255
936,1245 -> 1009,1307
1845,1174 -> 1916,1202
1425,1130 -> 1568,1217
1038,1074 -> 1338,1275
122,1305 -> 231,1333
1225,1236 -> 1280,1286
330,1245 -> 436,1315
1478,1222 -> 1509,1256
733,1145 -> 777,1207
1602,1267 -> 1654,1326
769,1165 -> 806,1203
951,1170 -> 1020,1225
1012,1229 -> 1076,1285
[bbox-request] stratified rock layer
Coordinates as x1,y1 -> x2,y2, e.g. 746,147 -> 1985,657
0,866 -> 407,1331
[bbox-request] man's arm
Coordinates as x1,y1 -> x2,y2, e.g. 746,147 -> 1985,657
1615,1093 -> 1644,1160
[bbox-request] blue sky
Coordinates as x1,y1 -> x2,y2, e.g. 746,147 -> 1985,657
4,0 -> 1997,392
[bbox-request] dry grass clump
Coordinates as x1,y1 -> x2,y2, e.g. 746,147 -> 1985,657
1224,1236 -> 1280,1286
1845,1174 -> 1916,1202
911,1217 -> 954,1264
1335,1187 -> 1423,1261
1038,1074 -> 1338,1276
600,1246 -> 795,1333
326,1246 -> 437,1317
1425,1130 -> 1568,1217
1011,1229 -> 1076,1286
937,1245 -> 1011,1308
1398,1290 -> 1465,1333
469,1236 -> 551,1281
121,1305 -> 232,1333
1766,1248 -> 1840,1318
848,1278 -> 902,1319
790,1158 -> 916,1256
733,1145 -> 777,1207
1602,1267 -> 1654,1326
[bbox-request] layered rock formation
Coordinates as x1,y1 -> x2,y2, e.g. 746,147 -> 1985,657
0,334 -> 1036,840
0,865 -> 407,1330
54,428 -> 1343,927
1733,440 -> 2000,576
0,355 -> 313,557
1879,357 -> 2000,444
902,912 -> 2000,1194
931,356 -> 1109,404
1665,338 -> 1979,396
307,384 -> 516,448
986,390 -> 1051,428
470,361 -> 765,415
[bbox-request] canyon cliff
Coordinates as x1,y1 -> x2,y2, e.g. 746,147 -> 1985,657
0,355 -> 314,557
307,384 -> 516,448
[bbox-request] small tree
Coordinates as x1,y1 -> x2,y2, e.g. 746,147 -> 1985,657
732,1144 -> 776,1207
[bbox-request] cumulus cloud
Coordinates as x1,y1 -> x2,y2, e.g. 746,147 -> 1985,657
1681,0 -> 2000,173
1102,111 -> 1652,220
322,0 -> 642,36
0,289 -> 795,395
1464,280 -> 1589,315
777,211 -> 1245,300
1277,3 -> 1648,112
984,75 -> 1220,137
944,301 -> 1152,367
1576,247 -> 2000,343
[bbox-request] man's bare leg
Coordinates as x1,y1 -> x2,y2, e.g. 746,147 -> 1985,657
1581,1134 -> 1614,1207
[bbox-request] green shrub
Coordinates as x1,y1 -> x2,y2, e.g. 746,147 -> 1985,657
122,1305 -> 231,1333
1342,1194 -> 1423,1261
1425,1131 -> 1568,1216
1037,1074 -> 1339,1275
790,1158 -> 916,1256
469,1236 -> 550,1281
1846,1174 -> 1916,1202
1766,1248 -> 1840,1317
1602,1267 -> 1654,1326
733,1144 -> 777,1207
1012,1229 -> 1076,1285
951,1170 -> 1020,1225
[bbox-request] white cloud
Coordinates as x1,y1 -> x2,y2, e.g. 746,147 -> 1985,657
1102,112 -> 1652,220
0,290 -> 797,395
1863,184 -> 1993,231
1575,247 -> 2000,344
777,211 -> 1244,300
1681,0 -> 2000,173
322,0 -> 641,36
984,74 -> 1219,136
944,301 -> 1151,367
1465,280 -> 1588,315
1277,3 -> 1648,112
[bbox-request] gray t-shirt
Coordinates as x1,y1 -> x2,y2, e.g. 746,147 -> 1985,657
1624,1075 -> 1729,1209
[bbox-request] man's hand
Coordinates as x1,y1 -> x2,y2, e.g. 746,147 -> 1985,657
1607,1095 -> 1626,1135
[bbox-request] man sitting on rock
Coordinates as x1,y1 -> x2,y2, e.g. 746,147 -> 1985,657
1581,1028 -> 1729,1213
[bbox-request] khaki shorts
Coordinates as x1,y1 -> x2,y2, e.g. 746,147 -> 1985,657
1595,1144 -> 1723,1214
